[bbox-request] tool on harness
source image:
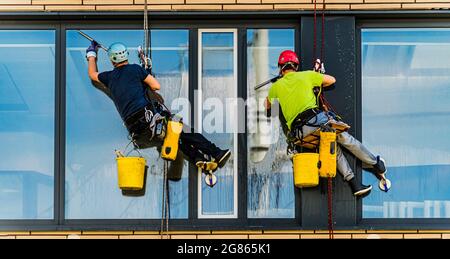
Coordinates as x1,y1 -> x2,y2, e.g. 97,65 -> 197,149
125,104 -> 167,148
161,116 -> 183,161
318,128 -> 337,178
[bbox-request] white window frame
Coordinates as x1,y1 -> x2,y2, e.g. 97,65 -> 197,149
197,28 -> 238,219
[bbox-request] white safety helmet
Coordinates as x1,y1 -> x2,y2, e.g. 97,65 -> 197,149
108,42 -> 129,63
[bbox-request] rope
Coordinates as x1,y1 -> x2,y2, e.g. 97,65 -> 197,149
313,0 -> 317,66
143,0 -> 149,58
321,0 -> 325,64
312,0 -> 342,120
313,0 -> 325,64
327,177 -> 334,239
160,160 -> 170,239
313,1 -> 334,239
142,0 -> 153,73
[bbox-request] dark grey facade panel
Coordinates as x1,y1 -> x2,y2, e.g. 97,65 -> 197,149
300,16 -> 357,228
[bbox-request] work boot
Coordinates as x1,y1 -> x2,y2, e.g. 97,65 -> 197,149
348,177 -> 372,197
215,149 -> 231,168
364,156 -> 387,180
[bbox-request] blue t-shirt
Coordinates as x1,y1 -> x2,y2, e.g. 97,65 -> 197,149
98,64 -> 150,120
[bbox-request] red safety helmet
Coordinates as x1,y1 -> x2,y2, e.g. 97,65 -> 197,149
278,50 -> 300,67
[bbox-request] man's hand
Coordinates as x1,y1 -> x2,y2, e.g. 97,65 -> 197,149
87,41 -> 100,83
313,59 -> 325,74
86,41 -> 99,60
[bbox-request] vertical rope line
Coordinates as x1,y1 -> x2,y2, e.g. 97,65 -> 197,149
327,177 -> 334,239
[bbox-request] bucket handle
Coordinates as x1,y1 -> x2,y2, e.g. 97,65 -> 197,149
117,139 -> 144,158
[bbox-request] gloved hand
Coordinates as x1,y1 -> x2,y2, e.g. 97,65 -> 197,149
86,41 -> 99,60
313,59 -> 325,74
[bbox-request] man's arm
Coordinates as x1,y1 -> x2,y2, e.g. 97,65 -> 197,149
264,97 -> 272,110
88,59 -> 112,98
143,74 -> 161,91
87,57 -> 100,83
91,79 -> 113,99
322,74 -> 336,88
86,41 -> 101,83
265,97 -> 272,117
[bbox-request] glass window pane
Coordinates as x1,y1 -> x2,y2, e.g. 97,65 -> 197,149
0,30 -> 55,219
362,29 -> 450,218
199,31 -> 237,217
65,30 -> 189,219
247,29 -> 295,218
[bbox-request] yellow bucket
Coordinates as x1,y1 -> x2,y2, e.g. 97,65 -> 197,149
319,131 -> 337,178
293,153 -> 319,188
116,156 -> 147,190
161,120 -> 183,161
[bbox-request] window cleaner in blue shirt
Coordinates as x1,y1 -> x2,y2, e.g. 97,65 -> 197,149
85,41 -> 231,178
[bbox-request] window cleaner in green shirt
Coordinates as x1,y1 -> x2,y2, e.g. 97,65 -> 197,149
265,50 -> 388,197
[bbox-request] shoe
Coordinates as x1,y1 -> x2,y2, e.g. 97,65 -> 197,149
196,160 -> 218,172
348,177 -> 372,197
365,156 -> 387,180
215,149 -> 231,168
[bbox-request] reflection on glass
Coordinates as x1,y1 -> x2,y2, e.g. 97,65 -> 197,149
362,29 -> 450,218
200,31 -> 236,217
247,29 -> 295,218
0,30 -> 55,219
65,30 -> 189,219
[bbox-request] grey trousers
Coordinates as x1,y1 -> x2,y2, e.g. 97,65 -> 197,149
300,111 -> 378,181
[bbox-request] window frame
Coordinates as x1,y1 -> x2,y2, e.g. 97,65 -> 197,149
0,19 -> 302,231
0,23 -> 61,228
197,28 -> 239,219
356,20 -> 450,229
245,28 -> 299,220
4,15 -> 450,231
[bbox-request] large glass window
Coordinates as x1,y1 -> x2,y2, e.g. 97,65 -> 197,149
247,29 -> 295,218
362,29 -> 450,218
65,30 -> 189,219
0,30 -> 55,219
198,30 -> 237,218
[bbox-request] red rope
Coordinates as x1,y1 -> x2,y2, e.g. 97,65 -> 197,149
327,177 -> 334,239
321,0 -> 325,62
313,0 -> 317,66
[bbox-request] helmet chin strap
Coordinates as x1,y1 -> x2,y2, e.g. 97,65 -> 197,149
280,62 -> 299,74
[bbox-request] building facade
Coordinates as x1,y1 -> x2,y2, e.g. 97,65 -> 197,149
0,0 -> 450,239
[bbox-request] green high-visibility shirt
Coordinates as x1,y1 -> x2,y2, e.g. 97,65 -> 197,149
268,71 -> 324,130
